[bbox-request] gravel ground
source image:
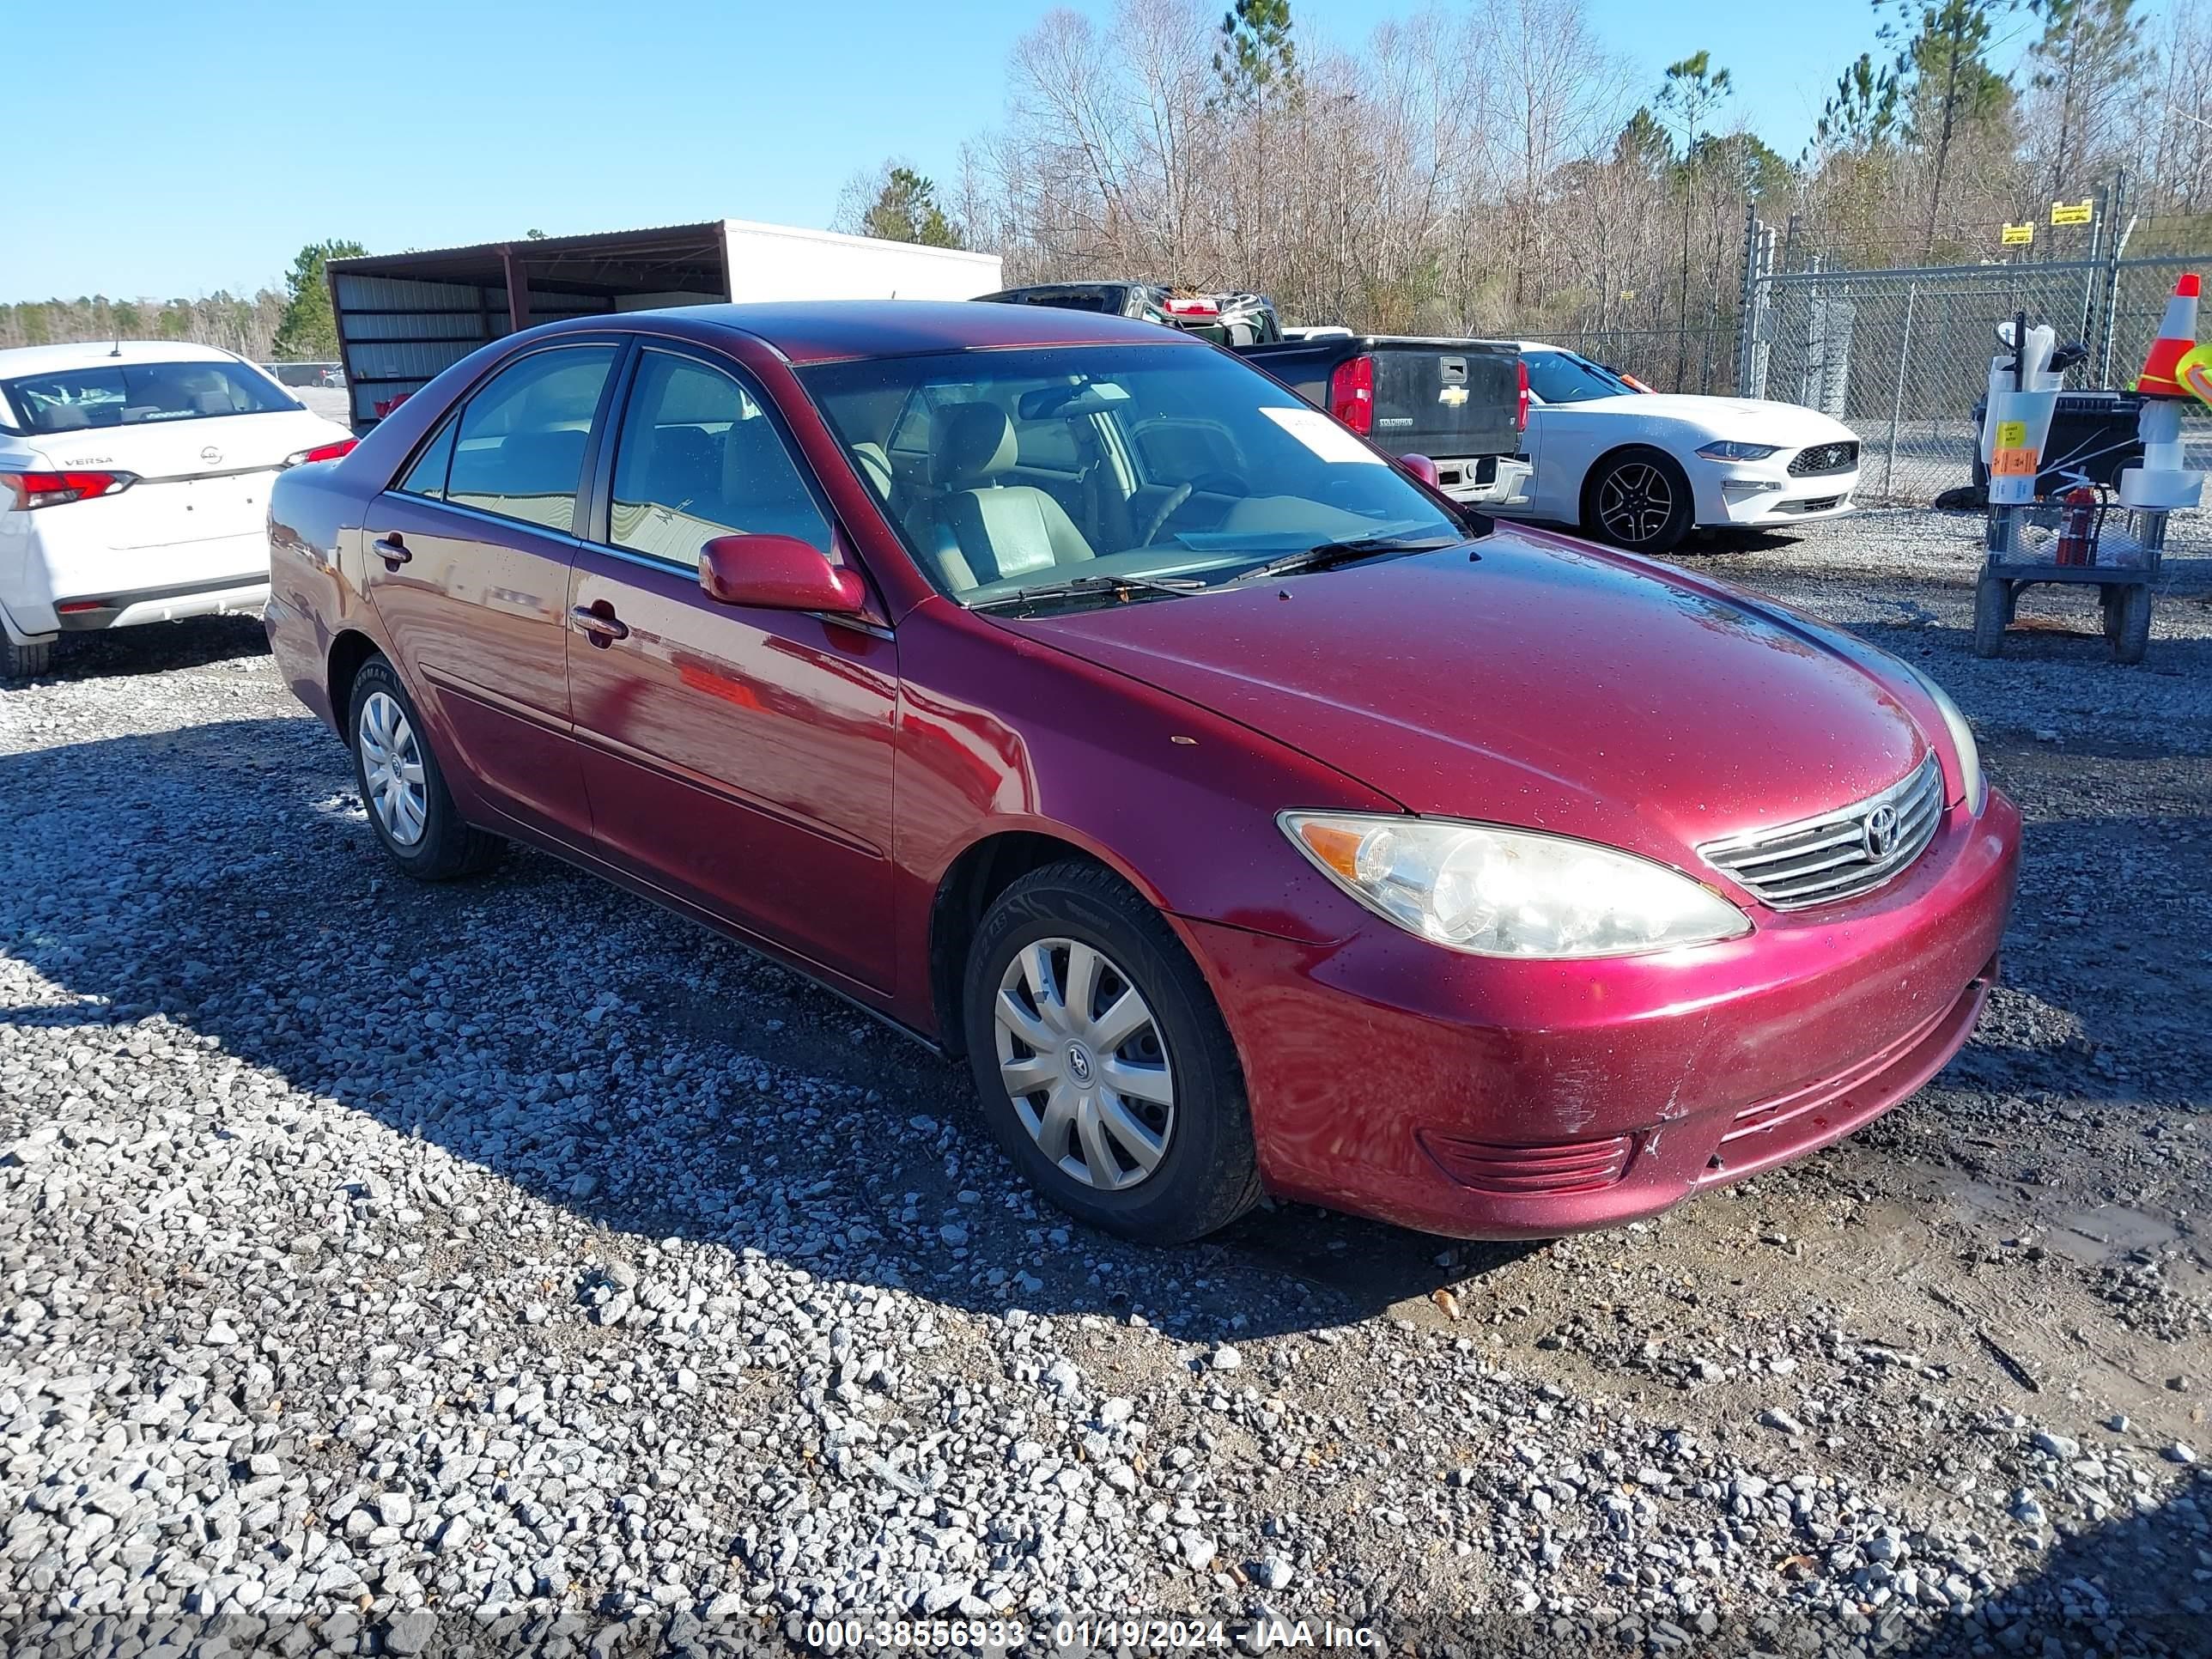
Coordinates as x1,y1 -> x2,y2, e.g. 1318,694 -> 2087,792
2,507 -> 2209,1659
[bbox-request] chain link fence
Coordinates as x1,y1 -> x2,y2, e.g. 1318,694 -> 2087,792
1741,251 -> 2211,517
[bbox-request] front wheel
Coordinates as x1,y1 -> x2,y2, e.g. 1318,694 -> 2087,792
346,655 -> 502,880
962,862 -> 1260,1244
1583,448 -> 1696,554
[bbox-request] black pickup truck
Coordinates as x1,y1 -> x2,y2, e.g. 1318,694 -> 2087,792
1234,333 -> 1528,507
973,288 -> 1528,507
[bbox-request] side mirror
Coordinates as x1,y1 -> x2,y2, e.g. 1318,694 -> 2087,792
699,534 -> 869,614
1400,453 -> 1441,489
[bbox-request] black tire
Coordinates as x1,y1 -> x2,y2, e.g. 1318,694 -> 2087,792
962,860 -> 1260,1245
2103,583 -> 2150,665
345,655 -> 502,881
1582,447 -> 1696,554
1972,573 -> 2008,659
3,635 -> 52,680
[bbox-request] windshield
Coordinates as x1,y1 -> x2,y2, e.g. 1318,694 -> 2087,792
1523,350 -> 1636,404
0,359 -> 299,434
798,343 -> 1461,604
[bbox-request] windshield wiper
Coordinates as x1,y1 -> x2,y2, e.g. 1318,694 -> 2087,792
969,572 -> 1206,612
1236,533 -> 1463,584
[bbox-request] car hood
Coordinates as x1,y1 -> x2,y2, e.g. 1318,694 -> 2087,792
1545,393 -> 1856,444
1004,526 -> 1928,866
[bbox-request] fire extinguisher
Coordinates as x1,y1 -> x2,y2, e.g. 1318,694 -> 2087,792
2056,483 -> 2098,566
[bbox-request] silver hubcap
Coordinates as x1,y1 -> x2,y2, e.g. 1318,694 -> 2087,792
994,938 -> 1176,1192
357,690 -> 428,848
1597,462 -> 1674,544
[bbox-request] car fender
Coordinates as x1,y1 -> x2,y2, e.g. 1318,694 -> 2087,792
884,597 -> 1401,1033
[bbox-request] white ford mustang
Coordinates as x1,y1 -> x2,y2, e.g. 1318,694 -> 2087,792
1505,343 -> 1862,554
1,342 -> 356,678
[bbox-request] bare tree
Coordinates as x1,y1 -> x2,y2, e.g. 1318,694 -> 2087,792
2144,0 -> 2212,216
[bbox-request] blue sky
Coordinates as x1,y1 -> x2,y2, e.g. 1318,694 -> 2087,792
8,0 -> 2038,303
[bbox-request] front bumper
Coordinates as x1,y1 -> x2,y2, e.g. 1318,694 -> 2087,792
1694,460 -> 1859,528
1182,788 -> 2021,1239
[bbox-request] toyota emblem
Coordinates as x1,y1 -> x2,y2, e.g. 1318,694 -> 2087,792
199,446 -> 222,465
1863,804 -> 1899,860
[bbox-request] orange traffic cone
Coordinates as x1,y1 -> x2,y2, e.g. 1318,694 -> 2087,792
2136,273 -> 2201,398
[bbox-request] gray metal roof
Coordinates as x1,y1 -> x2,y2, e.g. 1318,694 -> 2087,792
328,223 -> 726,296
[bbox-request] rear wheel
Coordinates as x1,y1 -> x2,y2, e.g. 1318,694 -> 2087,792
962,861 -> 1259,1244
346,656 -> 502,880
2103,582 -> 2150,665
1972,573 -> 2008,658
1583,448 -> 1695,554
2,636 -> 52,680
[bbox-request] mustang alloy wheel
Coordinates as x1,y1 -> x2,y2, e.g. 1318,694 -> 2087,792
1586,449 -> 1695,553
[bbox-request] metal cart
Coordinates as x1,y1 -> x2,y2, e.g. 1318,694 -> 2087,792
1973,495 -> 2166,664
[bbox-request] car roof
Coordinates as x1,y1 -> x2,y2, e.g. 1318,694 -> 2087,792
544,299 -> 1197,365
0,340 -> 250,375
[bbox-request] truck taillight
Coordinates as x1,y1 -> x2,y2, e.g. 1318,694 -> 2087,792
283,439 -> 358,467
1329,355 -> 1374,434
1516,358 -> 1530,432
1,470 -> 138,510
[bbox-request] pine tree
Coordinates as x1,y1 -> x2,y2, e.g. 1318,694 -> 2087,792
271,240 -> 365,362
860,167 -> 965,249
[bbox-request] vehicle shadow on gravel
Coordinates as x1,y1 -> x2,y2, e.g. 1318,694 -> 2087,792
0,717 -> 1535,1343
21,614 -> 270,683
1887,1483 -> 2212,1659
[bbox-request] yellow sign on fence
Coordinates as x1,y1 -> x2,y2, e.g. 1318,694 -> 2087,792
2001,222 -> 2034,246
2051,198 -> 2094,226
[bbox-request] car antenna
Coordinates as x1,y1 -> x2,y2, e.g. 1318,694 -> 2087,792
109,337 -> 123,357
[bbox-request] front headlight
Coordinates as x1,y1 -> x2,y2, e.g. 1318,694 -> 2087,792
1695,440 -> 1782,461
1282,813 -> 1751,958
1907,668 -> 1986,815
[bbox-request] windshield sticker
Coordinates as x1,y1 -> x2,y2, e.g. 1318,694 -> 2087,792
1260,404 -> 1384,465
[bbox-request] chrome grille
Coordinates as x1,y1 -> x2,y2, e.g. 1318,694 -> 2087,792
1698,756 -> 1944,910
1790,441 -> 1859,477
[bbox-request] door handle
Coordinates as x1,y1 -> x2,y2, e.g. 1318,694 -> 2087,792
571,604 -> 630,646
371,534 -> 410,568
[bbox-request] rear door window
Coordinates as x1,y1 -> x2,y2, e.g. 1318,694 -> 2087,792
398,417 -> 459,500
445,346 -> 617,534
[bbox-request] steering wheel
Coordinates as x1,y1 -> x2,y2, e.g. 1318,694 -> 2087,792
1135,481 -> 1193,545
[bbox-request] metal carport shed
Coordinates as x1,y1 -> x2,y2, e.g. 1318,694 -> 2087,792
325,220 -> 1001,430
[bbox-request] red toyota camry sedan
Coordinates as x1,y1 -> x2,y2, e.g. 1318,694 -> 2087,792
266,301 -> 2019,1245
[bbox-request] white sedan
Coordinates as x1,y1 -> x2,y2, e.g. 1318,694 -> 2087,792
1506,343 -> 1861,554
0,342 -> 356,678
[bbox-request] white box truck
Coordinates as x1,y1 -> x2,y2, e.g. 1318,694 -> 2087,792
327,220 -> 1002,429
